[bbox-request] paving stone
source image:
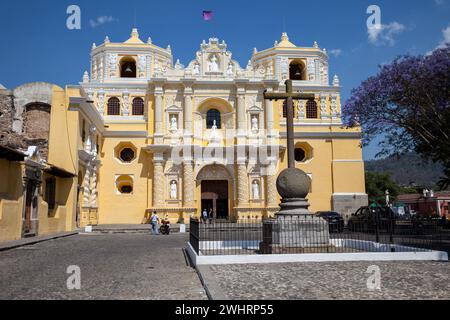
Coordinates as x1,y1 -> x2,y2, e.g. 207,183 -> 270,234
0,233 -> 206,300
202,261 -> 450,300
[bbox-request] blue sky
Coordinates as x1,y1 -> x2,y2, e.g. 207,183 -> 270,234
0,0 -> 449,160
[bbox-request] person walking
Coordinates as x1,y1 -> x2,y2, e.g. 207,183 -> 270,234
150,211 -> 160,235
208,208 -> 214,224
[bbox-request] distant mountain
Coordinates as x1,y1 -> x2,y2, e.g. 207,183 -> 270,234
365,153 -> 444,188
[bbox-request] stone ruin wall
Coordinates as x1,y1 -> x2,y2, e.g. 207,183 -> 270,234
0,83 -> 55,159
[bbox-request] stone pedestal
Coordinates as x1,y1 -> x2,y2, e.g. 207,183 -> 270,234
261,168 -> 330,253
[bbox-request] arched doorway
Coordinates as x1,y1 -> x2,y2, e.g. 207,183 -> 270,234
201,181 -> 229,220
197,165 -> 233,221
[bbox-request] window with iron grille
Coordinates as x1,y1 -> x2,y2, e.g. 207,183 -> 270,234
282,101 -> 295,118
206,109 -> 221,129
132,98 -> 144,116
45,178 -> 56,216
306,100 -> 318,119
107,97 -> 121,116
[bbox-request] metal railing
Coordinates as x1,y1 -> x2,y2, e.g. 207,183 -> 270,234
189,215 -> 445,256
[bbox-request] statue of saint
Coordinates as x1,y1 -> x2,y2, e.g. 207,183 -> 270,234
227,62 -> 234,76
170,115 -> 178,131
253,181 -> 260,200
208,55 -> 219,72
251,116 -> 259,132
170,181 -> 178,199
193,63 -> 200,75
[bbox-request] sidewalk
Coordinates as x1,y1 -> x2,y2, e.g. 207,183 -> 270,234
0,231 -> 79,252
91,224 -> 189,234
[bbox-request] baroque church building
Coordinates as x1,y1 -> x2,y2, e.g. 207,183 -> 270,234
0,29 -> 368,241
78,29 -> 367,224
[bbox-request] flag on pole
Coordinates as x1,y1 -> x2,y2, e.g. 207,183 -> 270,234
203,11 -> 213,21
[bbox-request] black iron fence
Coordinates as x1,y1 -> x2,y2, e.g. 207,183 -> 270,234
189,215 -> 446,256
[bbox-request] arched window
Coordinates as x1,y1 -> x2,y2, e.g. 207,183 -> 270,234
132,98 -> 144,116
306,100 -> 318,119
120,57 -> 137,78
282,101 -> 295,118
206,109 -> 221,129
107,97 -> 121,116
289,61 -> 307,81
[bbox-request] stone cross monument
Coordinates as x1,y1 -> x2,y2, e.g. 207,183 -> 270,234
263,80 -> 316,217
262,80 -> 330,250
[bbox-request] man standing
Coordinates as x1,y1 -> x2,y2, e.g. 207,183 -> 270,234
202,209 -> 208,224
151,211 -> 160,235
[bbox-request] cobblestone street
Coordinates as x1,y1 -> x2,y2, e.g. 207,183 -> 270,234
199,261 -> 450,300
0,233 -> 207,300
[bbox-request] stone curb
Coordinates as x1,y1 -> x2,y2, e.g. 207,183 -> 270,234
196,265 -> 229,301
0,231 -> 80,252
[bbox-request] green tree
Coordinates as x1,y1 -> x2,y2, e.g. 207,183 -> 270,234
365,171 -> 401,205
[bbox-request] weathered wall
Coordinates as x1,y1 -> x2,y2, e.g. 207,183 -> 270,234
0,89 -> 25,150
12,82 -> 54,159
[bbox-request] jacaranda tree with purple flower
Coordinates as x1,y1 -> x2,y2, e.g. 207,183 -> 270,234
344,44 -> 450,189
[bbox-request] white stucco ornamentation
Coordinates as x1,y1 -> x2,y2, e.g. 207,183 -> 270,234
331,94 -> 338,119
280,57 -> 289,80
138,55 -> 146,78
109,54 -> 117,78
97,91 -> 105,115
320,94 -> 328,119
122,91 -> 130,116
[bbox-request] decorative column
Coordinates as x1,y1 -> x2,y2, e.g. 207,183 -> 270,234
237,162 -> 249,206
82,166 -> 91,207
331,94 -> 338,119
122,90 -> 130,117
89,164 -> 98,208
183,160 -> 195,207
97,90 -> 105,115
320,93 -> 328,120
298,100 -> 306,121
183,83 -> 194,144
152,158 -> 165,207
265,88 -> 274,133
154,89 -> 164,144
237,93 -> 246,131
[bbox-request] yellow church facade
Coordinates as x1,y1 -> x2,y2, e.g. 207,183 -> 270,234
0,29 -> 367,242
78,29 -> 367,225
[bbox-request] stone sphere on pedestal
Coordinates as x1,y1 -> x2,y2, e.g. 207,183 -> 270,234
276,168 -> 311,199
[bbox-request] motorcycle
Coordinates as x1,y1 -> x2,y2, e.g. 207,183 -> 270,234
159,219 -> 171,235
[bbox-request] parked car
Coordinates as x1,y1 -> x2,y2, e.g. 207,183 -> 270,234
317,211 -> 345,233
347,206 -> 395,233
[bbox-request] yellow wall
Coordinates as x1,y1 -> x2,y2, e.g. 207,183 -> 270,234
0,159 -> 24,242
98,137 -> 149,224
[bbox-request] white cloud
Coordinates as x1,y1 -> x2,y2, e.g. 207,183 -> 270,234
427,24 -> 450,55
434,0 -> 445,5
368,22 -> 406,46
329,49 -> 342,57
89,16 -> 118,28
437,24 -> 450,49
